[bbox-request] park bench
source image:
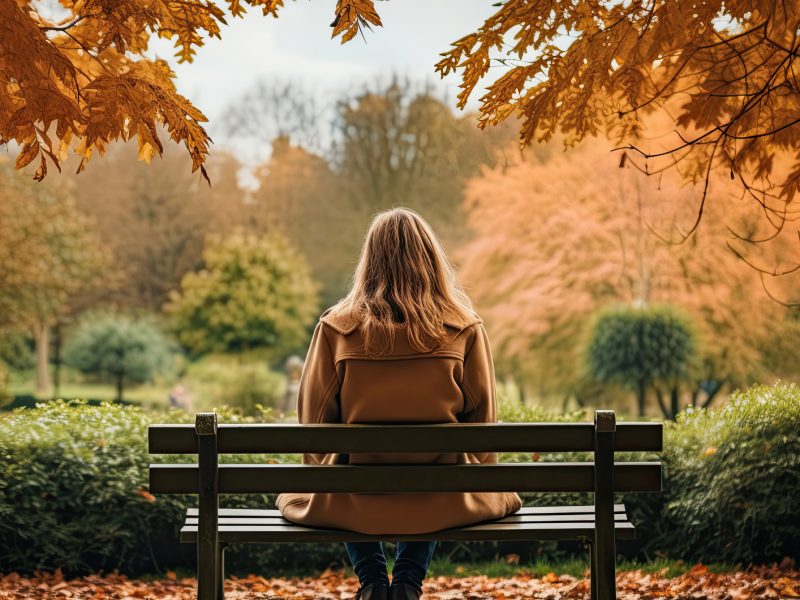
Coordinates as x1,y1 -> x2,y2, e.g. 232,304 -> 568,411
148,411 -> 662,600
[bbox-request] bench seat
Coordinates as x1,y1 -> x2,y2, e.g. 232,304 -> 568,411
150,413 -> 662,600
180,504 -> 635,543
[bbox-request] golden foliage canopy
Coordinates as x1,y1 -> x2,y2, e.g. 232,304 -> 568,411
436,0 -> 800,243
8,0 -> 800,210
0,0 -> 380,180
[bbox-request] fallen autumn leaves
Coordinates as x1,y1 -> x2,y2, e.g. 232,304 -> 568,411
1,562 -> 798,600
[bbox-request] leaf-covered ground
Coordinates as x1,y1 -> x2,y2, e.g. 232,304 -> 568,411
1,562 -> 798,600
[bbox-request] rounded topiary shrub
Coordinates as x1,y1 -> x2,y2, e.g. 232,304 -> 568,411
63,312 -> 172,402
588,304 -> 695,416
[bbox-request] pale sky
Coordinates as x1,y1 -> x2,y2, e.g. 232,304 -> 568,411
146,1 -> 504,159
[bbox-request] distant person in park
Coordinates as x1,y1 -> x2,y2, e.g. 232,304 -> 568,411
168,384 -> 194,413
280,355 -> 304,414
277,208 -> 521,600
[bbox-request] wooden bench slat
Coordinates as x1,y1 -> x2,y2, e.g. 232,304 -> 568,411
184,513 -> 627,526
179,521 -> 636,543
185,504 -> 627,518
148,423 -> 663,455
150,462 -> 661,494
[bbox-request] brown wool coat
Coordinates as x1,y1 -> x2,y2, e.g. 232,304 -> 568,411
276,308 -> 522,535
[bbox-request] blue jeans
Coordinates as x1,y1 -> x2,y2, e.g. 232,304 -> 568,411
345,542 -> 436,592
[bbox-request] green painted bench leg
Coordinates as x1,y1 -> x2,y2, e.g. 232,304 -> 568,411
595,529 -> 615,600
594,411 -> 617,600
197,413 -> 220,600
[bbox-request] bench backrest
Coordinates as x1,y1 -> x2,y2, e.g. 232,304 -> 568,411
148,412 -> 663,495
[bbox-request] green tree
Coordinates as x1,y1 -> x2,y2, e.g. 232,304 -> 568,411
165,232 -> 319,356
64,313 -> 171,401
587,305 -> 695,418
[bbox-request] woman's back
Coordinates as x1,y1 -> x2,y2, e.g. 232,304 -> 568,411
277,312 -> 521,535
321,309 -> 480,425
277,208 -> 521,536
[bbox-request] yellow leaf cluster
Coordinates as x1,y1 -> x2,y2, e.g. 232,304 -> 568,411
330,0 -> 382,44
0,0 -> 380,181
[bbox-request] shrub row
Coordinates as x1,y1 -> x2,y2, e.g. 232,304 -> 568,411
630,383 -> 800,563
1,383 -> 798,577
0,404 -> 330,577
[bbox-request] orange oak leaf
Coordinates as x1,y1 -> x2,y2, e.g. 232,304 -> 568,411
137,489 -> 157,502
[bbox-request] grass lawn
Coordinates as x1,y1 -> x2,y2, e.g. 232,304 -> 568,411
7,378 -> 172,410
426,557 -> 738,580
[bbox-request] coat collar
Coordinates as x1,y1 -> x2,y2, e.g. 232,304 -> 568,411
320,307 -> 361,335
319,306 -> 482,336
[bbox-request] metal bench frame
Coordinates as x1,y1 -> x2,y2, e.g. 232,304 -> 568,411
148,411 -> 662,600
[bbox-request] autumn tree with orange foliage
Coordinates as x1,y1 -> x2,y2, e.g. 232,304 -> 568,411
229,79 -> 518,305
245,136 -> 362,308
459,137 -> 799,414
438,1 -> 800,202
0,159 -> 108,393
436,0 -> 800,276
0,0 -> 378,180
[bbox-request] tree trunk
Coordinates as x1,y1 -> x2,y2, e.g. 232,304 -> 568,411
670,385 -> 680,420
561,393 -> 572,415
35,319 -> 51,394
117,371 -> 124,403
637,379 -> 647,417
654,385 -> 670,420
53,322 -> 62,399
692,386 -> 702,407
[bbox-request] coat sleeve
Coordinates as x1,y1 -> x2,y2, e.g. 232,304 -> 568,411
458,324 -> 498,465
297,323 -> 341,465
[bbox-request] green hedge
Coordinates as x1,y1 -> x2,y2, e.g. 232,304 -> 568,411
0,402 -> 343,576
630,383 -> 800,563
1,384 -> 798,577
499,384 -> 799,565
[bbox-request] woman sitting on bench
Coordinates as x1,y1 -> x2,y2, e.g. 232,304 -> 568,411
277,208 -> 522,600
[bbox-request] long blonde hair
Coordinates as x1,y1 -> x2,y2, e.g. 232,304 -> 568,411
333,208 -> 476,356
